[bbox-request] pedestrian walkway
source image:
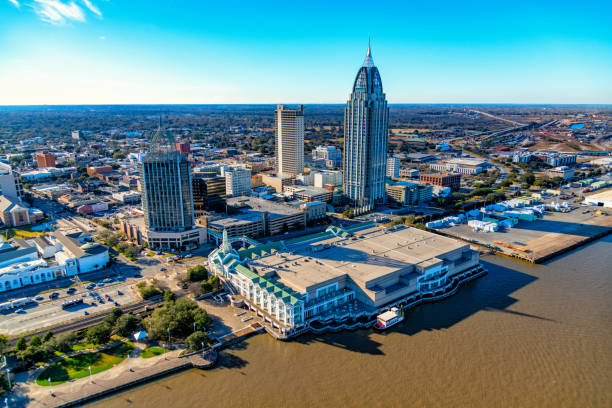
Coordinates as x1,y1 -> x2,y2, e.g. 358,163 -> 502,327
9,346 -> 216,408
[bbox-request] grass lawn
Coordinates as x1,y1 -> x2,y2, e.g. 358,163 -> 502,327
36,342 -> 134,386
71,343 -> 97,352
140,346 -> 165,359
8,228 -> 46,238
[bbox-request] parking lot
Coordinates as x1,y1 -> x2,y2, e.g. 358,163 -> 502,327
0,278 -> 137,336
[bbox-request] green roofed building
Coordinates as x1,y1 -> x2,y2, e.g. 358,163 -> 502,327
208,222 -> 483,338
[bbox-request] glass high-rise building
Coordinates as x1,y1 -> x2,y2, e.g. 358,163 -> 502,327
141,131 -> 194,232
343,41 -> 389,212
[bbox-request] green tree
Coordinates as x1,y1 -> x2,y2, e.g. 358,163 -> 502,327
520,172 -> 535,186
86,323 -> 113,345
43,330 -> 53,343
137,281 -> 161,299
187,265 -> 208,282
29,335 -> 42,348
342,205 -> 354,219
55,332 -> 77,353
201,275 -> 221,294
164,289 -> 176,303
146,298 -> 212,341
185,331 -> 209,351
114,314 -> 141,338
0,334 -> 7,355
104,308 -> 123,326
15,337 -> 27,351
122,245 -> 140,260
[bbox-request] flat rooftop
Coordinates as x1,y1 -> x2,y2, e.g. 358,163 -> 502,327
248,226 -> 468,293
446,158 -> 485,166
226,197 -> 302,220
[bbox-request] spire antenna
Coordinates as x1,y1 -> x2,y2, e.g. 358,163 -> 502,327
363,37 -> 374,67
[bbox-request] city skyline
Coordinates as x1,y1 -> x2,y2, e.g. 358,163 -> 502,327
1,0 -> 611,105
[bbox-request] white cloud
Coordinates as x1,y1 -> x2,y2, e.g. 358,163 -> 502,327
32,0 -> 85,24
8,0 -> 20,7
81,0 -> 100,17
25,0 -> 103,25
99,35 -> 105,40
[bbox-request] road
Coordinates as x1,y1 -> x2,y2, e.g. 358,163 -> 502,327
470,109 -> 527,126
4,297 -> 162,346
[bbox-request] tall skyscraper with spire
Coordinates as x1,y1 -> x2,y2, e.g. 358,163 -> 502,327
343,40 -> 389,212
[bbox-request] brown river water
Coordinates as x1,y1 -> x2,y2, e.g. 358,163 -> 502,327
90,235 -> 612,408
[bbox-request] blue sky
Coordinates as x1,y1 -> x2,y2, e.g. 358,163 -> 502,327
1,0 -> 611,104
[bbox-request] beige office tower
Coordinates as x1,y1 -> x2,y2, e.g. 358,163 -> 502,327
275,104 -> 304,177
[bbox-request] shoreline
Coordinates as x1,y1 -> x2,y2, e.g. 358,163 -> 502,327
16,266 -> 488,407
428,219 -> 612,264
15,226 -> 609,407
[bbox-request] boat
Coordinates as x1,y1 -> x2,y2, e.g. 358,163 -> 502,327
373,307 -> 404,330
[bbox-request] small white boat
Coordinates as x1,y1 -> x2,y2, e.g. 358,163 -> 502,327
373,307 -> 404,330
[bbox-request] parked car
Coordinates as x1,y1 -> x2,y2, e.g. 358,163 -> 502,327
117,290 -> 123,296
67,287 -> 77,293
49,292 -> 59,299
83,310 -> 89,316
15,308 -> 25,314
35,296 -> 44,301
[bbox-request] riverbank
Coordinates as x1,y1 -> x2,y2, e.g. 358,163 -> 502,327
8,265 -> 487,406
86,235 -> 612,408
9,321 -> 263,408
431,207 -> 612,263
13,348 -> 217,408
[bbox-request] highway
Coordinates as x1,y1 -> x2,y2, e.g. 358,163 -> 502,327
470,109 -> 527,126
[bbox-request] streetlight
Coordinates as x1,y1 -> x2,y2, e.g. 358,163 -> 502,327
193,322 -> 196,333
88,366 -> 92,383
4,397 -> 8,408
48,377 -> 53,395
5,369 -> 10,389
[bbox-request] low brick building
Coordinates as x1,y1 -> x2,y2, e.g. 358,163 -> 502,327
419,173 -> 461,191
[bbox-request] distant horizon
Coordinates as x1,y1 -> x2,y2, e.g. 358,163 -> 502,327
1,103 -> 612,108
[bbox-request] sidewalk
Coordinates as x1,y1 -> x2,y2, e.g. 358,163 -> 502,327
9,346 -> 191,408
